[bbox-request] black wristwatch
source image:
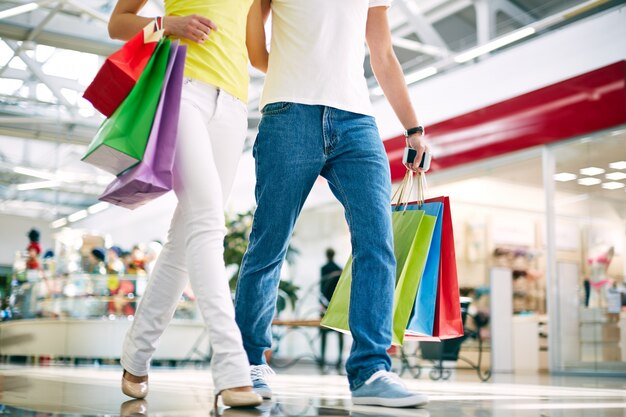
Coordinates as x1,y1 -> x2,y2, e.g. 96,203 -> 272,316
405,126 -> 425,137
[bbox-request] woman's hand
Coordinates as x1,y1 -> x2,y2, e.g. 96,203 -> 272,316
163,15 -> 218,43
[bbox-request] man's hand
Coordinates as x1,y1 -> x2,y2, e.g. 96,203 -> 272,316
164,15 -> 218,44
405,133 -> 428,173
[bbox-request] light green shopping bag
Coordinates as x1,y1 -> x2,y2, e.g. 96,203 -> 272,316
82,38 -> 171,175
321,208 -> 436,345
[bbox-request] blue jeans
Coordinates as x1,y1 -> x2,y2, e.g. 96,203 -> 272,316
234,103 -> 396,390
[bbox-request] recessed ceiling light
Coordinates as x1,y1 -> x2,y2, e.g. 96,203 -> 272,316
606,172 -> 626,181
601,182 -> 625,190
554,172 -> 577,182
577,177 -> 602,186
579,167 -> 605,176
609,161 -> 626,170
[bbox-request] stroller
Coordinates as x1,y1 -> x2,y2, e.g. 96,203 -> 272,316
398,297 -> 491,381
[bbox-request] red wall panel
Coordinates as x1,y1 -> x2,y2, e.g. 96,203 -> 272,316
385,61 -> 626,181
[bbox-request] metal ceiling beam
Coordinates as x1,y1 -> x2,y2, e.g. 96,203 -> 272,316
5,40 -> 75,109
0,124 -> 94,144
496,0 -> 536,26
396,0 -> 450,56
475,0 -> 496,45
425,0 -> 473,23
0,21 -> 118,56
64,0 -> 108,23
0,0 -> 57,20
0,2 -> 62,78
391,36 -> 448,56
1,67 -> 85,91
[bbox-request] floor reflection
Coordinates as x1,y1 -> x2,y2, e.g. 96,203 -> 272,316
0,366 -> 625,417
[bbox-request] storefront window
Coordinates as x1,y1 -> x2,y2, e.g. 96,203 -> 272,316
548,127 -> 626,373
428,149 -> 547,372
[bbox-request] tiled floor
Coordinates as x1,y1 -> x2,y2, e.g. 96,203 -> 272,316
0,365 -> 625,416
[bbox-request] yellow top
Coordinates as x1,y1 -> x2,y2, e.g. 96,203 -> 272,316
165,0 -> 253,102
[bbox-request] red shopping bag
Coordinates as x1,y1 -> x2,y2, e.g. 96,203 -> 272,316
83,21 -> 163,117
404,196 -> 463,342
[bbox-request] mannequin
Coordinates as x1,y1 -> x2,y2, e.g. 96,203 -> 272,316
587,246 -> 614,308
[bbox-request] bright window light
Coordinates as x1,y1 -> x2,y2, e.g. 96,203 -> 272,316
606,172 -> 626,181
579,167 -> 605,176
0,79 -> 23,94
577,177 -> 601,186
35,44 -> 55,62
609,160 -> 626,170
601,182 -> 625,190
36,83 -> 55,102
554,172 -> 577,182
8,56 -> 26,71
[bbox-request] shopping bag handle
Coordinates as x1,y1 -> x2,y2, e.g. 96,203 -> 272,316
143,17 -> 165,43
391,169 -> 428,210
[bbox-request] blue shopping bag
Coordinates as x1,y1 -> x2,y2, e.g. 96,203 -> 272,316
402,201 -> 444,336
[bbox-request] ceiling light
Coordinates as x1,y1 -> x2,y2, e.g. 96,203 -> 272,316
454,27 -> 536,63
87,202 -> 110,215
13,166 -> 56,180
577,177 -> 601,186
601,182 -> 625,190
16,180 -> 59,191
50,218 -> 68,229
609,161 -> 626,170
579,167 -> 605,176
554,172 -> 577,182
67,209 -> 88,223
372,66 -> 438,97
405,66 -> 438,85
606,172 -> 626,180
0,2 -> 40,20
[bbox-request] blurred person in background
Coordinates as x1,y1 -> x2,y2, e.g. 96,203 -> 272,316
89,247 -> 107,275
107,246 -> 125,275
319,248 -> 345,373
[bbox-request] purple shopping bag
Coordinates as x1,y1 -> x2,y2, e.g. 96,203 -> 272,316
98,41 -> 187,209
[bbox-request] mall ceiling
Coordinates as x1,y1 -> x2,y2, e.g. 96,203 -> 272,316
0,0 -> 621,222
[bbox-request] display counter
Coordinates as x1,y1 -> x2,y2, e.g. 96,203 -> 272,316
0,275 -> 207,362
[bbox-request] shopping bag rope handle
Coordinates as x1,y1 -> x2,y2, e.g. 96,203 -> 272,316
391,169 -> 428,211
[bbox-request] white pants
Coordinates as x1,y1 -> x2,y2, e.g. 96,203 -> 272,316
121,79 -> 250,392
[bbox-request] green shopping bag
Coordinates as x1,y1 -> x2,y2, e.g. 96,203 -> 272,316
392,211 -> 436,344
321,208 -> 436,345
82,38 -> 171,175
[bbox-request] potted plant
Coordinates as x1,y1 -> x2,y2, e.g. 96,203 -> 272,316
224,210 -> 300,317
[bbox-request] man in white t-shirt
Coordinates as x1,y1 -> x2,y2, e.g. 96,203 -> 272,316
235,0 -> 429,408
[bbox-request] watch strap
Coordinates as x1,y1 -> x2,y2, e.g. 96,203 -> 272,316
405,126 -> 425,136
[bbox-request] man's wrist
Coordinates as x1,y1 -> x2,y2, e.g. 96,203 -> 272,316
404,125 -> 425,137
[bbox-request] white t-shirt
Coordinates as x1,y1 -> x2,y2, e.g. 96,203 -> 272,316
259,0 -> 392,116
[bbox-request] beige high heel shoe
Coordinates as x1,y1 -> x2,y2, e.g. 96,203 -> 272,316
215,387 -> 263,408
121,370 -> 149,399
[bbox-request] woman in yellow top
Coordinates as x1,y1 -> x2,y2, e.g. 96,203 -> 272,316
109,0 -> 261,408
